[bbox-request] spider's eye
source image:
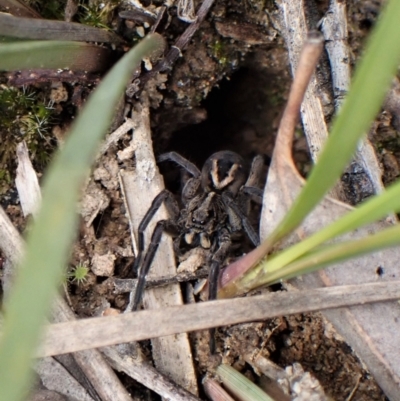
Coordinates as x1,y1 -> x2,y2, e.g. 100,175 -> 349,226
192,218 -> 196,223
200,220 -> 205,225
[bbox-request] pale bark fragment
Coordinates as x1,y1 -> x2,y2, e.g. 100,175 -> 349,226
35,357 -> 94,401
102,345 -> 201,401
119,101 -> 198,396
15,141 -> 42,218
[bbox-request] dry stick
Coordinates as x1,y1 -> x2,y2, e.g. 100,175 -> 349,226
55,298 -> 199,401
52,299 -> 133,401
320,0 -> 390,204
37,281 -> 400,357
101,346 -> 202,401
119,9 -> 157,25
97,118 -> 136,159
149,6 -> 166,34
35,356 -> 95,401
109,268 -> 209,295
140,0 -> 216,84
159,0 -> 216,70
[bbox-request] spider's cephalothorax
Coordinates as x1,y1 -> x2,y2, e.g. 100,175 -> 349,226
130,151 -> 264,339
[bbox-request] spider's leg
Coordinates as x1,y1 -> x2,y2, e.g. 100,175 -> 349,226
208,228 -> 231,353
222,193 -> 260,246
129,190 -> 178,278
208,260 -> 220,354
132,219 -> 178,311
245,155 -> 265,188
241,186 -> 263,203
240,154 -> 265,204
158,151 -> 201,178
182,177 -> 201,203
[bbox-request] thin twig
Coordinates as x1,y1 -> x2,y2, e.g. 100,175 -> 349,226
97,119 -> 136,159
109,268 -> 209,295
139,0 -> 216,88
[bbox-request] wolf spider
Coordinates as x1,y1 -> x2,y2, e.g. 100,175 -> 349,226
130,150 -> 264,319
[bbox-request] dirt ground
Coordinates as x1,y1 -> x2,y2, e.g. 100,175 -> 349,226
1,0 -> 399,400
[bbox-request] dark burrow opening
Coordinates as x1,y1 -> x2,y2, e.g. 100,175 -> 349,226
163,63 -> 285,165
157,59 -> 291,195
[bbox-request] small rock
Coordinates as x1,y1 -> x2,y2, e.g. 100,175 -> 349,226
91,252 -> 116,276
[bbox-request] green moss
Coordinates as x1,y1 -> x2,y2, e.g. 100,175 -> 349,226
67,263 -> 90,284
0,85 -> 56,193
78,0 -> 119,30
209,40 -> 229,66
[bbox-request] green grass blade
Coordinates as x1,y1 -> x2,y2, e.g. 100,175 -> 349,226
0,33 -> 164,401
258,224 -> 400,286
239,177 -> 400,292
270,0 -> 400,242
0,41 -> 109,70
217,365 -> 276,401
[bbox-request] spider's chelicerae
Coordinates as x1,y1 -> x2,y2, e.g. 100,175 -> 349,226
130,150 -> 264,316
